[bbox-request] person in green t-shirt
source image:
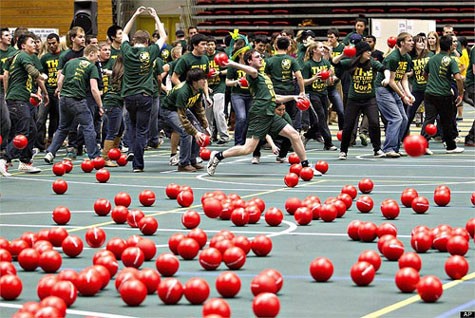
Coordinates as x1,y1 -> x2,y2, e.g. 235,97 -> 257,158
342,17 -> 368,46
206,36 -> 229,144
161,68 -> 210,172
421,35 -> 464,154
207,49 -> 314,177
37,33 -> 62,151
120,6 -> 167,173
0,32 -> 49,177
375,32 -> 414,158
0,27 -> 16,149
301,41 -> 337,151
43,44 -> 103,165
264,36 -> 305,129
405,34 -> 434,137
464,46 -> 475,146
333,41 -> 388,160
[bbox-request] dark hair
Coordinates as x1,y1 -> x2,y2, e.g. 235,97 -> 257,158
439,35 -> 453,52
12,27 -> 28,47
132,30 -> 150,45
366,35 -> 376,42
410,34 -> 430,59
185,68 -> 206,83
0,28 -> 10,35
107,25 -> 122,42
243,49 -> 256,65
207,36 -> 216,44
281,28 -> 294,37
47,33 -> 60,42
190,33 -> 208,47
111,55 -> 124,91
458,36 -> 468,47
355,17 -> 367,26
327,28 -> 340,38
17,32 -> 35,48
86,34 -> 97,45
254,35 -> 268,45
224,35 -> 232,47
276,37 -> 290,50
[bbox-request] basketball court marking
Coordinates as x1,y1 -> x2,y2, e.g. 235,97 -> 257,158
0,303 -> 137,318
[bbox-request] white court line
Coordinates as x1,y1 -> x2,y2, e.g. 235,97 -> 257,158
0,303 -> 138,318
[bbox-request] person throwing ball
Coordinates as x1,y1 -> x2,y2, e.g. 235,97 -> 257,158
207,49 -> 312,176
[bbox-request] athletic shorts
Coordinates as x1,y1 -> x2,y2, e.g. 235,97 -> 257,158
246,113 -> 288,140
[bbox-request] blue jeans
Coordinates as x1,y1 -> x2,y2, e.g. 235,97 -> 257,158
3,100 -> 37,163
124,94 -> 152,170
160,107 -> 199,166
104,106 -> 124,140
376,87 -> 408,153
328,87 -> 345,130
147,97 -> 160,146
47,97 -> 99,159
231,94 -> 252,145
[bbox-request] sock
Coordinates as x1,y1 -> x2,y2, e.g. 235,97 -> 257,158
216,152 -> 224,161
301,160 -> 309,167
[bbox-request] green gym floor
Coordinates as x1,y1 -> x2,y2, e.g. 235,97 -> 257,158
0,106 -> 474,318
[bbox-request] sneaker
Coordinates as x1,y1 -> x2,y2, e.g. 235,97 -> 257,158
425,148 -> 434,156
385,151 -> 401,158
316,136 -> 324,143
324,145 -> 338,151
311,168 -> 323,177
338,152 -> 347,160
169,154 -> 179,166
133,168 -> 144,173
126,153 -> 134,162
191,162 -> 204,170
276,156 -> 288,163
251,156 -> 260,164
397,151 -> 407,157
373,150 -> 386,158
18,162 -> 41,174
44,152 -> 54,164
196,157 -> 203,164
207,151 -> 221,176
359,134 -> 369,147
216,140 -> 228,145
0,159 -> 12,177
446,147 -> 464,154
454,137 -> 463,143
178,164 -> 197,172
105,160 -> 118,167
66,148 -> 77,160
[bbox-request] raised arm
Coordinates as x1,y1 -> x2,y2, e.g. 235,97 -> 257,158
148,7 -> 168,48
122,6 -> 147,40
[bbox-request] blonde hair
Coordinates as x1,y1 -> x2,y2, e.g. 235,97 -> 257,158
427,31 -> 440,53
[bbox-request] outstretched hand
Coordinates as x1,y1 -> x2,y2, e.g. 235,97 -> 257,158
147,7 -> 157,17
135,6 -> 146,15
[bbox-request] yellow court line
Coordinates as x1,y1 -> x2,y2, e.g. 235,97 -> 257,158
361,272 -> 475,318
67,178 -> 327,233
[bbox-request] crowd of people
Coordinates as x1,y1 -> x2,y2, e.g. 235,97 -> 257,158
0,9 -> 473,177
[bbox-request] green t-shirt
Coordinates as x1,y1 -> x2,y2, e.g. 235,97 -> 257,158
173,52 -> 209,83
340,58 -> 385,100
264,53 -> 301,92
160,47 -> 172,63
207,51 -> 226,94
330,42 -> 346,79
152,57 -> 164,98
410,52 -> 434,92
247,73 -> 276,117
375,49 -> 412,91
302,58 -> 332,95
120,41 -> 160,97
162,81 -> 202,112
60,57 -> 100,99
110,46 -> 121,64
40,51 -> 61,94
226,67 -> 250,95
0,46 -> 17,94
424,52 -> 460,97
5,51 -> 38,102
465,46 -> 475,88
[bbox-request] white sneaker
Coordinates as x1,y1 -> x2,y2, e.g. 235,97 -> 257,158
374,150 -> 386,158
0,159 -> 12,177
446,147 -> 464,154
425,148 -> 434,155
338,152 -> 347,160
324,145 -> 338,151
385,151 -> 401,158
169,154 -> 179,166
276,156 -> 288,163
44,152 -> 54,164
251,156 -> 260,164
196,157 -> 203,164
207,151 -> 221,176
18,162 -> 41,174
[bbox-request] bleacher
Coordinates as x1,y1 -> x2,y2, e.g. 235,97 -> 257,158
191,0 -> 475,43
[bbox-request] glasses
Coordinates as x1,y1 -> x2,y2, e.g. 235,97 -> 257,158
452,40 -> 458,43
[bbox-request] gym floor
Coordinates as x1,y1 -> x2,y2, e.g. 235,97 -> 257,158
0,106 -> 474,318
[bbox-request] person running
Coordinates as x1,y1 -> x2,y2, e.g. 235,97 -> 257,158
332,41 -> 387,160
374,32 -> 414,158
43,44 -> 103,164
0,32 -> 49,176
0,27 -> 16,151
207,49 -> 312,176
421,35 -> 464,154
